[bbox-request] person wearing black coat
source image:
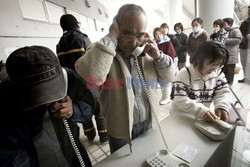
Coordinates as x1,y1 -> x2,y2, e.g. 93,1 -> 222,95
57,14 -> 108,143
0,46 -> 93,167
174,22 -> 188,70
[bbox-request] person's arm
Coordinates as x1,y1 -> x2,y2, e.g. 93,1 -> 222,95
172,68 -> 211,118
225,29 -> 242,45
213,72 -> 232,118
143,34 -> 175,83
49,69 -> 94,123
82,34 -> 92,48
49,91 -> 93,123
187,34 -> 192,56
75,18 -> 118,86
180,34 -> 188,52
239,21 -> 247,37
170,35 -> 181,52
70,71 -> 94,123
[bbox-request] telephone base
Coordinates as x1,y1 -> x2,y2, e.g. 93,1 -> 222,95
145,150 -> 190,167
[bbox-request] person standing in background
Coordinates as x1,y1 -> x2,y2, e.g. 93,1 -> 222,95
238,6 -> 250,83
153,27 -> 176,105
187,18 -> 209,62
223,18 -> 242,86
210,19 -> 228,46
57,14 -> 91,70
57,14 -> 108,144
174,23 -> 188,70
160,23 -> 181,73
153,27 -> 175,60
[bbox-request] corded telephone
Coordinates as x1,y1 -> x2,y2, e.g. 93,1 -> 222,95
132,43 -> 147,57
132,45 -> 190,166
61,69 -> 86,167
63,119 -> 86,167
194,118 -> 233,141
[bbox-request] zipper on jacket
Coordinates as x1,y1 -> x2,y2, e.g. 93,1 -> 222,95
202,81 -> 206,103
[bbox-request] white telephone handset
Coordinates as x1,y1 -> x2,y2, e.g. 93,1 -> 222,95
132,43 -> 147,57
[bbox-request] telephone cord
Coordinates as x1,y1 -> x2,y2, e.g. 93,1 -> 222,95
134,56 -> 170,152
63,118 -> 85,167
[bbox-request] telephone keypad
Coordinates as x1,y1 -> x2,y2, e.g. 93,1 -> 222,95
146,156 -> 173,167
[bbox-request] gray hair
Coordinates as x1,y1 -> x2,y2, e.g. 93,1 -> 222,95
116,4 -> 147,22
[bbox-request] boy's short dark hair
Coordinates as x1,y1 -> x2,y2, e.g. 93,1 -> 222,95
213,19 -> 224,29
223,18 -> 234,27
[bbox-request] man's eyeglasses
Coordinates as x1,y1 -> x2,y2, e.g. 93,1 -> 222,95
121,32 -> 145,42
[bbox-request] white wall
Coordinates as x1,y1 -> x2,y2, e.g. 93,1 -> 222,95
198,0 -> 234,34
0,0 -> 111,62
165,0 -> 183,33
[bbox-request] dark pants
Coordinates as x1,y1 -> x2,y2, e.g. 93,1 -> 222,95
108,120 -> 151,153
83,101 -> 107,140
224,64 -> 235,85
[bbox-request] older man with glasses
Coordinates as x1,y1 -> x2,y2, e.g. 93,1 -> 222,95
75,4 -> 174,153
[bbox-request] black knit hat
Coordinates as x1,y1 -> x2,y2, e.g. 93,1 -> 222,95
6,46 -> 67,110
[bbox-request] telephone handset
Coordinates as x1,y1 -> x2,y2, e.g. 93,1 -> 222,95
194,118 -> 233,141
132,46 -> 190,166
61,69 -> 85,167
132,43 -> 147,57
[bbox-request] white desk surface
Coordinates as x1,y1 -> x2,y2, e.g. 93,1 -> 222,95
94,111 -> 235,167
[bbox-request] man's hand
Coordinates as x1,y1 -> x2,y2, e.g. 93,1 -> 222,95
215,108 -> 229,122
143,33 -> 161,60
50,96 -> 73,119
203,111 -> 218,122
109,16 -> 120,40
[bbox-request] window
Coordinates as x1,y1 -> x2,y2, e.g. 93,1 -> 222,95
79,15 -> 89,30
46,2 -> 65,24
88,18 -> 97,31
18,0 -> 65,24
18,0 -> 48,22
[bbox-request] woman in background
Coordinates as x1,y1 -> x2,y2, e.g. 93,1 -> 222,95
174,23 -> 188,70
210,19 -> 228,46
187,18 -> 209,62
153,27 -> 176,105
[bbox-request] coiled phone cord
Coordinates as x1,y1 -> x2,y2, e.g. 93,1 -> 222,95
134,56 -> 170,152
63,118 -> 85,167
